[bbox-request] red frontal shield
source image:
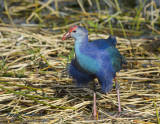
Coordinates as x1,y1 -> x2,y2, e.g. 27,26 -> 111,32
62,25 -> 78,40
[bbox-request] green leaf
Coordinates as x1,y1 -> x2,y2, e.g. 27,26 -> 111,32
88,20 -> 95,27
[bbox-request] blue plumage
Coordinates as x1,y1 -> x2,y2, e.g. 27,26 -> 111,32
92,35 -> 117,48
63,25 -> 126,93
69,58 -> 95,87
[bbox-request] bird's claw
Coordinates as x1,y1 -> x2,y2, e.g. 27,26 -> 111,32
114,112 -> 122,118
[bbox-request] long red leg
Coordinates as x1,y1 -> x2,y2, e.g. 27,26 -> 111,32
93,82 -> 97,120
115,76 -> 122,114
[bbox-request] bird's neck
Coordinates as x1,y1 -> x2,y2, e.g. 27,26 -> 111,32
74,36 -> 89,54
74,36 -> 100,74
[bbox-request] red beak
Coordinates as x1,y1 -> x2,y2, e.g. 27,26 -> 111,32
62,32 -> 71,40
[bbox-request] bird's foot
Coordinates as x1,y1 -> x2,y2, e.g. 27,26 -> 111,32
93,112 -> 99,120
114,112 -> 123,118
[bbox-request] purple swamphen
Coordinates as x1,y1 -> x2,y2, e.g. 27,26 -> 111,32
62,25 -> 126,119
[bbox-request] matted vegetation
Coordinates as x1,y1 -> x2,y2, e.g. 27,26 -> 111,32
0,0 -> 160,123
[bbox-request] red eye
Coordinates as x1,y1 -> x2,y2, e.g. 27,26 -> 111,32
73,30 -> 77,33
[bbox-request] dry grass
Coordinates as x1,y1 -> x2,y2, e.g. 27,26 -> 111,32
0,25 -> 159,123
0,0 -> 160,123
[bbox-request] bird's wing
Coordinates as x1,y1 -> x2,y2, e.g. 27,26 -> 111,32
90,35 -> 125,72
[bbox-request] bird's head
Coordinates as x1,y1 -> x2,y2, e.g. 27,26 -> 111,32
62,25 -> 88,40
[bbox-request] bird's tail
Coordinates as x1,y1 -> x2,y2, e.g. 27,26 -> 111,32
107,35 -> 117,46
121,56 -> 127,65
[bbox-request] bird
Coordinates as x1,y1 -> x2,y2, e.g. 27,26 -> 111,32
62,25 -> 126,119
